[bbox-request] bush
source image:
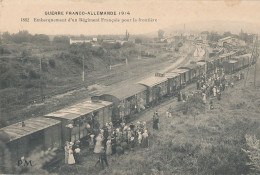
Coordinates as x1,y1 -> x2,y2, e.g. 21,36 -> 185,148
0,70 -> 18,88
49,59 -> 56,68
29,70 -> 40,79
41,62 -> 48,72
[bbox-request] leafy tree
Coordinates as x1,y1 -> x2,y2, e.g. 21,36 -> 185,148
242,134 -> 260,174
2,32 -> 12,43
12,30 -> 32,43
158,29 -> 165,39
32,34 -> 50,45
135,38 -> 142,44
223,31 -> 232,38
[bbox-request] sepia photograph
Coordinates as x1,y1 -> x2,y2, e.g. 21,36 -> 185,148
0,0 -> 259,174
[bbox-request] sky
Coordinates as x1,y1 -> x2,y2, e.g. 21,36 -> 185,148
0,0 -> 260,35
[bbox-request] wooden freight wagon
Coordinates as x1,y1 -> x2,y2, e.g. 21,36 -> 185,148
94,83 -> 147,124
170,68 -> 189,85
196,61 -> 206,76
138,76 -> 168,106
164,72 -> 180,95
223,60 -> 238,73
1,117 -> 61,162
45,99 -> 112,144
179,64 -> 200,82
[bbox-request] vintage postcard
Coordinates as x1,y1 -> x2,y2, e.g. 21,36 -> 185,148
0,0 -> 259,174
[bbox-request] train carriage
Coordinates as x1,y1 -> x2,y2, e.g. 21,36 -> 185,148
223,60 -> 238,73
196,61 -> 206,76
45,100 -> 112,144
170,69 -> 189,86
93,83 -> 147,124
138,76 -> 168,106
164,72 -> 180,95
179,64 -> 200,82
233,54 -> 252,69
1,117 -> 61,162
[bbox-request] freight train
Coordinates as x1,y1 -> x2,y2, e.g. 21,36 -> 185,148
0,52 -> 255,162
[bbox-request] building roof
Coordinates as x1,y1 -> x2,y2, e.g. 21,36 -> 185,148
45,100 -> 112,120
0,117 -> 60,142
138,76 -> 168,87
219,36 -> 232,41
100,83 -> 146,101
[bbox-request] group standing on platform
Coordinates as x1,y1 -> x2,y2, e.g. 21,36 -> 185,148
64,120 -> 150,169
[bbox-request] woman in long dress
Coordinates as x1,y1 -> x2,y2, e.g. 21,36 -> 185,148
94,134 -> 103,154
142,130 -> 149,148
106,138 -> 112,155
68,145 -> 75,165
64,142 -> 69,164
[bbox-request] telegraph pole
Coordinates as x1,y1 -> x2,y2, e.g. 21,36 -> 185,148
82,55 -> 85,82
40,56 -> 43,101
253,35 -> 258,87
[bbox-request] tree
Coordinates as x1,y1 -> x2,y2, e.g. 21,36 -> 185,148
242,134 -> 260,173
158,30 -> 165,39
12,30 -> 32,43
135,38 -> 142,44
177,95 -> 205,123
223,31 -> 232,38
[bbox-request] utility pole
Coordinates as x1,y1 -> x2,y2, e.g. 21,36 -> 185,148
82,55 -> 85,82
253,35 -> 258,87
40,56 -> 43,101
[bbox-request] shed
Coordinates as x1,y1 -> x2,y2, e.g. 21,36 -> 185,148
1,117 -> 61,161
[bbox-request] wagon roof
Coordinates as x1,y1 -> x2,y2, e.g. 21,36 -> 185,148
165,72 -> 179,78
99,83 -> 146,101
179,64 -> 199,70
170,69 -> 189,74
45,100 -> 112,120
233,53 -> 251,59
0,117 -> 60,142
229,60 -> 238,63
138,76 -> 168,87
196,62 -> 206,66
219,51 -> 236,58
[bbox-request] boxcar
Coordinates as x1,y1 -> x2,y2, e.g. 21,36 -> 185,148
179,64 -> 200,82
233,54 -> 251,69
1,117 -> 61,162
138,76 -> 168,105
45,99 -> 112,144
196,61 -> 206,76
170,69 -> 189,85
94,83 -> 147,124
223,60 -> 238,73
164,72 -> 180,95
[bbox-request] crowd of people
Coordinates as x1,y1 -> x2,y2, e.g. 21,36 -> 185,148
64,121 -> 150,169
178,67 -> 245,108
